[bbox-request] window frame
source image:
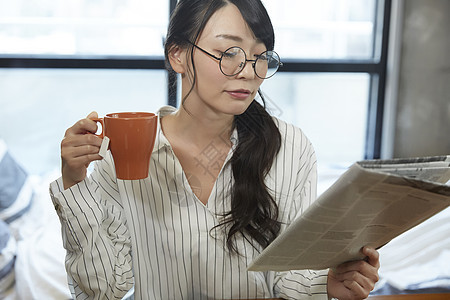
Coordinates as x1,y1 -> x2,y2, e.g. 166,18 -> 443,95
0,0 -> 391,159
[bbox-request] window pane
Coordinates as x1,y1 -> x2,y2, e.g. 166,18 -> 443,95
0,0 -> 169,56
264,0 -> 377,59
260,72 -> 370,167
0,69 -> 167,175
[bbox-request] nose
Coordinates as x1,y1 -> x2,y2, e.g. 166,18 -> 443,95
236,59 -> 256,79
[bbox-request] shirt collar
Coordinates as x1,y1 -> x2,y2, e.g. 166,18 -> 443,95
152,105 -> 176,154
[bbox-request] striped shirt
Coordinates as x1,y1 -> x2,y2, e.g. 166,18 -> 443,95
49,105 -> 329,300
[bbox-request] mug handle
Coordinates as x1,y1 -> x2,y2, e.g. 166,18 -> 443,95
91,118 -> 104,138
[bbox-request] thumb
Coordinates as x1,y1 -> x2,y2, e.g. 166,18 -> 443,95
86,111 -> 98,119
362,246 -> 380,268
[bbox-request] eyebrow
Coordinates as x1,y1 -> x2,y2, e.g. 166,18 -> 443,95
215,34 -> 264,46
215,34 -> 244,42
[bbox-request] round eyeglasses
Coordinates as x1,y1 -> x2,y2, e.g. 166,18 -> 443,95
189,42 -> 283,79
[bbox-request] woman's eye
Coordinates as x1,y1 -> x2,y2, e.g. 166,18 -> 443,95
221,50 -> 238,58
221,51 -> 237,58
256,54 -> 268,61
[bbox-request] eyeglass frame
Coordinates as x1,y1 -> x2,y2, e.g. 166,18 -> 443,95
186,41 -> 283,79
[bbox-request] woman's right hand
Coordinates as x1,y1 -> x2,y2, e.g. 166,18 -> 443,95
61,111 -> 103,190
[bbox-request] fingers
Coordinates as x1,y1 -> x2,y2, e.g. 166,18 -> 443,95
62,131 -> 103,149
335,261 -> 379,286
61,113 -> 103,189
331,247 -> 380,299
61,138 -> 103,163
86,111 -> 98,119
342,278 -> 371,299
336,247 -> 380,274
61,132 -> 103,162
331,264 -> 376,295
65,111 -> 99,137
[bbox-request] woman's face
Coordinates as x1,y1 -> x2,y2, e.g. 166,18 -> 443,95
181,4 -> 267,119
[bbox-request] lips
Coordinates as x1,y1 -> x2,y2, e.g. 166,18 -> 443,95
226,89 -> 252,100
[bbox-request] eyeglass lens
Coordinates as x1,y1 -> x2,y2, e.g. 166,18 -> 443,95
220,47 -> 281,79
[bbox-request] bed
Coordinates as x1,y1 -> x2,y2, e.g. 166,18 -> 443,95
0,139 -> 71,299
371,205 -> 450,295
0,139 -> 449,299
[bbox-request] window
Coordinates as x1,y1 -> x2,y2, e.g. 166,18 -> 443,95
0,68 -> 167,175
0,0 -> 168,56
260,0 -> 391,174
0,0 -> 391,181
260,73 -> 370,164
264,0 -> 378,60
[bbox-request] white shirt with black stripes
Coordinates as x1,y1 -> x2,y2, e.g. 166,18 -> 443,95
49,105 -> 329,300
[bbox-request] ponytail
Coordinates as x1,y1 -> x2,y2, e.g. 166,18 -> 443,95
218,92 -> 282,253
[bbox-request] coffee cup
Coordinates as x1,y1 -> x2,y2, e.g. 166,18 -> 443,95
94,112 -> 157,180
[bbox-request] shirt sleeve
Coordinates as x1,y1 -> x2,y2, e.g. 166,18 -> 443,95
273,269 -> 328,299
272,127 -> 329,299
49,155 -> 133,300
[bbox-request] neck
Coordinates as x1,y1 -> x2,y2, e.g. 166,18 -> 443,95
165,103 -> 234,149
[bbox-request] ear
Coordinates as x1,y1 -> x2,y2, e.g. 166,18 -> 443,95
168,45 -> 187,74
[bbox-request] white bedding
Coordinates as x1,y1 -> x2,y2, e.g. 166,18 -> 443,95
375,206 -> 450,291
3,171 -> 71,300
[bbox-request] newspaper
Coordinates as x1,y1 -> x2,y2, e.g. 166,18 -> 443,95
248,155 -> 450,271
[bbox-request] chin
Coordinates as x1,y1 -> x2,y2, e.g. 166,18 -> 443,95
226,100 -> 254,116
226,105 -> 251,117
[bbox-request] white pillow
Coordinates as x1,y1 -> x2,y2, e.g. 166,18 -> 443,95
0,140 -> 33,223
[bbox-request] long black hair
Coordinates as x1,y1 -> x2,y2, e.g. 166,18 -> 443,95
164,0 -> 282,254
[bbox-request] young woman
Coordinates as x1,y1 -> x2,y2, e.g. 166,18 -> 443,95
51,0 -> 380,299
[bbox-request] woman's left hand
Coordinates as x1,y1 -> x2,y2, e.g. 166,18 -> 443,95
327,246 -> 380,300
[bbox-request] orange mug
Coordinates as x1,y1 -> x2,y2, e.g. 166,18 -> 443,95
94,112 -> 158,180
